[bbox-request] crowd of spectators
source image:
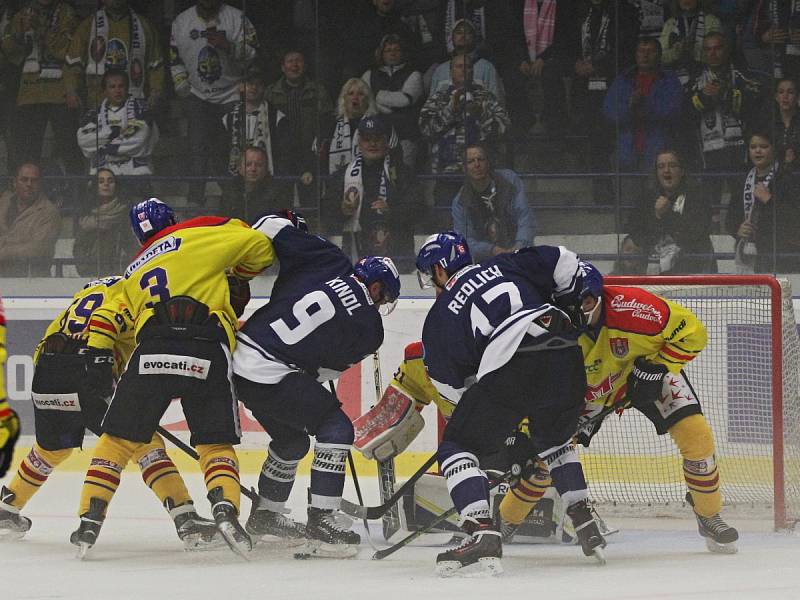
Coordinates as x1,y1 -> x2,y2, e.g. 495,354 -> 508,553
0,0 -> 798,278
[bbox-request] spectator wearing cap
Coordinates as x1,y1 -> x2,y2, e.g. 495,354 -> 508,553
0,161 -> 61,277
323,115 -> 422,272
427,19 -> 502,102
452,143 -> 535,262
362,34 -> 424,168
419,53 -> 510,211
328,77 -> 399,175
222,66 -> 289,179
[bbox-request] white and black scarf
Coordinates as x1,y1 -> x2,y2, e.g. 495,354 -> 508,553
22,2 -> 64,78
341,154 -> 391,260
226,101 -> 276,176
86,9 -> 146,98
581,6 -> 610,60
736,162 -> 778,272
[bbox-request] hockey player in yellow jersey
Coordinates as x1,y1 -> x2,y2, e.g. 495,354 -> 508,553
497,262 -> 739,553
1,295 -> 21,480
71,199 -> 274,558
0,277 -> 222,548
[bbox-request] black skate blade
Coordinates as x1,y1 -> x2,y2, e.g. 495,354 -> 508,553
591,545 -> 607,565
217,522 -> 252,561
0,527 -> 28,542
435,556 -> 503,578
75,541 -> 92,560
705,538 -> 737,554
295,539 -> 358,559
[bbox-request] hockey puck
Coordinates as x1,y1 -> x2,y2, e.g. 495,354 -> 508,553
293,552 -> 311,560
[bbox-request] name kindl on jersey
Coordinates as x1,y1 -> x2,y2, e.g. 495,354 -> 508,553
326,277 -> 362,315
124,236 -> 182,277
609,294 -> 663,322
447,265 -> 503,315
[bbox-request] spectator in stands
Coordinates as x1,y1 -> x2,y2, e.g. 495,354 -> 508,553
727,130 -> 800,273
65,0 -> 164,110
169,0 -> 258,207
343,0 -> 416,79
0,161 -> 61,277
509,0 -> 575,134
324,115 -> 421,271
612,234 -> 648,274
73,168 -> 135,277
660,0 -> 722,87
427,19 -> 502,102
222,66 -> 289,179
264,48 -> 334,214
76,69 -> 159,176
222,146 -> 290,223
752,0 -> 800,81
0,1 -> 17,171
397,0 -> 445,73
451,143 -> 535,262
329,78 -> 398,175
770,77 -> 800,169
689,32 -> 763,183
1,0 -> 82,174
603,38 -> 684,173
362,33 -> 424,168
419,53 -> 510,209
629,148 -> 716,274
572,0 -> 640,203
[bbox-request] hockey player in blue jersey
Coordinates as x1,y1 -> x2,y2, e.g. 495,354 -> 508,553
415,232 -> 606,576
232,212 -> 401,557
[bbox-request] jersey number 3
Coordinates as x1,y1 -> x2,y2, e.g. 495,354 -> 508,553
140,267 -> 171,309
270,291 -> 336,345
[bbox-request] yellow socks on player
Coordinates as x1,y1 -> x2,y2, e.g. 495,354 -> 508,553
499,462 -> 552,525
5,444 -> 72,509
197,444 -> 241,513
79,434 -> 140,517
131,433 -> 191,509
669,414 -> 721,518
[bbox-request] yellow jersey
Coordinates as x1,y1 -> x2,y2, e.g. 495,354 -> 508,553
34,277 -> 135,376
87,217 -> 273,352
579,285 -> 707,409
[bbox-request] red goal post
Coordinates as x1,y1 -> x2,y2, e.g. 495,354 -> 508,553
594,275 -> 799,530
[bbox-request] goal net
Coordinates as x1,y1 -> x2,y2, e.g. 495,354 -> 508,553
583,275 -> 800,529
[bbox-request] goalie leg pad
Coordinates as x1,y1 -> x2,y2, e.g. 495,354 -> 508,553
669,414 -> 721,517
353,383 -> 425,461
439,442 -> 490,520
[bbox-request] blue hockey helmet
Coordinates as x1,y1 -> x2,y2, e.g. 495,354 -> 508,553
130,198 -> 176,245
579,260 -> 604,324
354,256 -> 401,315
415,231 -> 472,289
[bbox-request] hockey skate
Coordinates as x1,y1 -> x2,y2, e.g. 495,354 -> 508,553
165,498 -> 226,551
70,497 -> 107,559
245,497 -> 306,547
0,487 -> 32,541
435,517 -> 503,577
686,492 -> 738,554
297,507 -> 360,558
492,509 -> 520,543
207,487 -> 252,559
566,500 -> 607,564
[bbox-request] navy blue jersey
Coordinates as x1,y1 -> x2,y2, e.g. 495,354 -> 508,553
422,246 -> 582,398
233,216 -> 384,383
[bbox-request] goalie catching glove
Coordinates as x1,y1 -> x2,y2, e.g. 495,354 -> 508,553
626,357 -> 668,409
0,406 -> 20,477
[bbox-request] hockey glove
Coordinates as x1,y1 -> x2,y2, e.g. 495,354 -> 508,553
0,407 -> 21,478
84,348 -> 115,404
575,415 -> 605,448
227,275 -> 251,318
626,357 -> 668,409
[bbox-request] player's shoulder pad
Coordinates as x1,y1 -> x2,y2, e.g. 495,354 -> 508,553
404,341 -> 424,361
603,285 -> 670,336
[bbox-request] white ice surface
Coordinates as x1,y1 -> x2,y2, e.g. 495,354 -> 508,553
2,473 -> 799,600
